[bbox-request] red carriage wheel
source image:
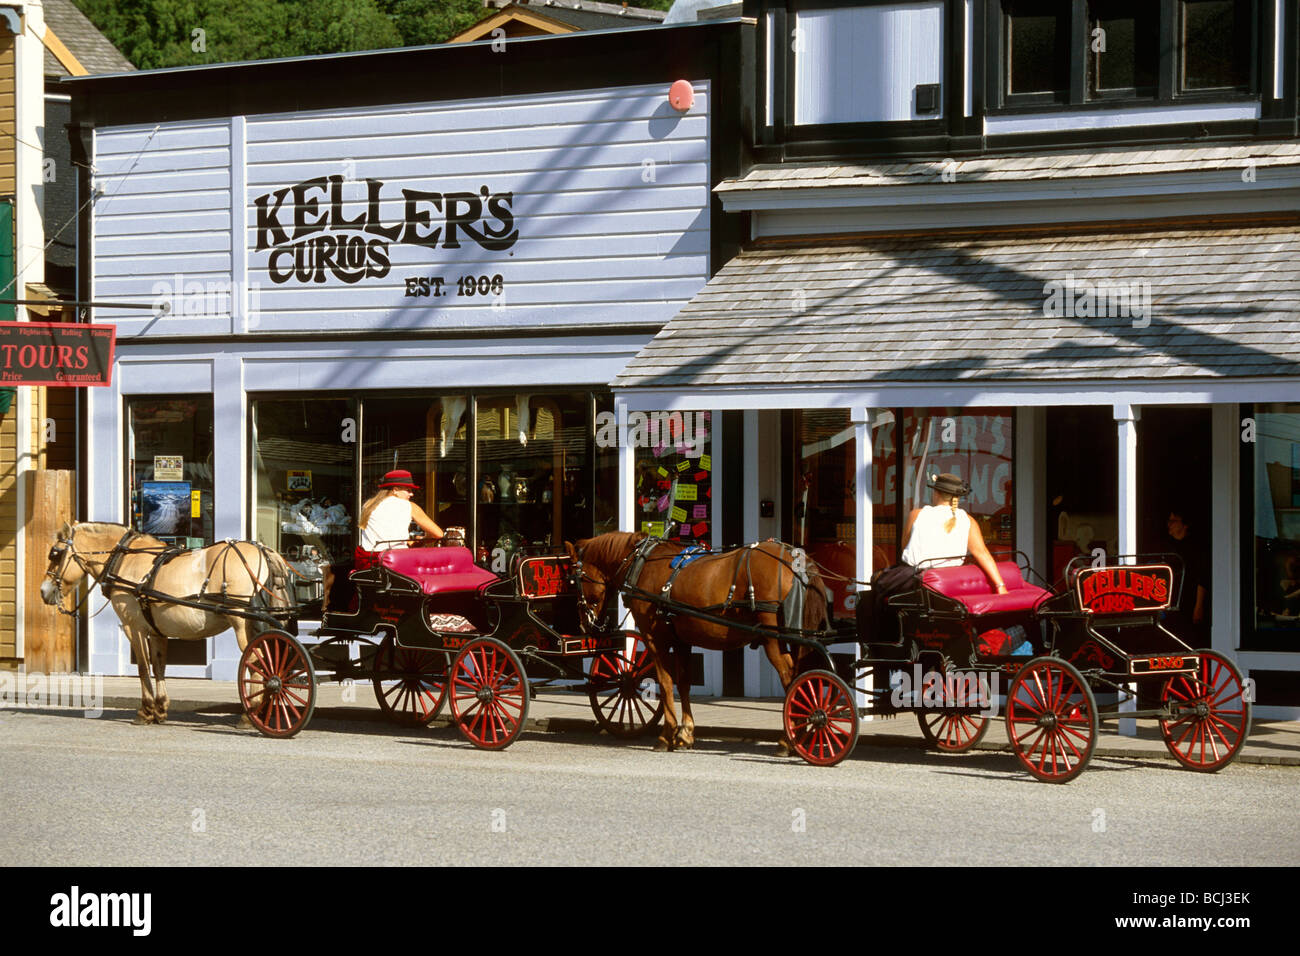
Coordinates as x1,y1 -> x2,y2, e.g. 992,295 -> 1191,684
372,633 -> 448,725
449,638 -> 529,750
917,671 -> 993,753
1159,650 -> 1251,772
1005,657 -> 1097,783
238,629 -> 317,739
587,631 -> 665,738
782,670 -> 859,767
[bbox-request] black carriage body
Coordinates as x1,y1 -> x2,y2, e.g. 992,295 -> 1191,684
1042,561 -> 1200,685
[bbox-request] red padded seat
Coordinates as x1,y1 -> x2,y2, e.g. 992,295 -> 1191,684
380,546 -> 498,595
920,561 -> 1049,616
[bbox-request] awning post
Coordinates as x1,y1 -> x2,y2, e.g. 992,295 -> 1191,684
1115,403 -> 1140,736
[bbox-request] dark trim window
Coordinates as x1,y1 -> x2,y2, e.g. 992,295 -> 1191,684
993,0 -> 1259,110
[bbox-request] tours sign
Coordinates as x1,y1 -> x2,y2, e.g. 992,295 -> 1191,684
0,322 -> 115,387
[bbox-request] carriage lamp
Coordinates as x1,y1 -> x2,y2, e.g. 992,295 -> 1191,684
669,80 -> 694,112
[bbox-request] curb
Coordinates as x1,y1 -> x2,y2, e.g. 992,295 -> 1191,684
96,694 -> 1300,766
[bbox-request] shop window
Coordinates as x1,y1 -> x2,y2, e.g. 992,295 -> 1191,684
1247,403 -> 1300,651
791,409 -> 895,620
902,408 -> 1016,558
633,410 -> 712,545
474,392 -> 600,569
252,397 -> 358,567
362,394 -> 471,552
126,396 -> 214,546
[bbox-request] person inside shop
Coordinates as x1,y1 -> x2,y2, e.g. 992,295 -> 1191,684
1164,507 -> 1209,643
865,473 -> 1009,643
321,470 -> 444,613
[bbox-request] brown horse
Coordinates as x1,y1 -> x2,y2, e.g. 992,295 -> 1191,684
573,531 -> 832,751
40,521 -> 294,725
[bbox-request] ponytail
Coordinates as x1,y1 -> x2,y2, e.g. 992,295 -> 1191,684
943,495 -> 959,534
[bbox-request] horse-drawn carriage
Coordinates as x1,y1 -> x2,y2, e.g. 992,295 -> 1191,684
773,552 -> 1251,781
235,542 -> 664,747
43,522 -> 1249,782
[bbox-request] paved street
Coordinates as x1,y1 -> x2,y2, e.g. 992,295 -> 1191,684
1,702 -> 1296,867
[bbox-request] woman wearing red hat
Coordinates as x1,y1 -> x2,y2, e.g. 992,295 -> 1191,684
354,469 -> 444,570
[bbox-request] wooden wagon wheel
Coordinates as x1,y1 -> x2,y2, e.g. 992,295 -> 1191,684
238,629 -> 316,739
449,638 -> 529,750
1005,657 -> 1097,783
917,669 -> 993,753
782,669 -> 859,767
372,633 -> 448,726
1159,649 -> 1251,772
587,631 -> 664,737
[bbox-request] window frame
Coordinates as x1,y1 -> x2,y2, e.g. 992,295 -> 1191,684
986,0 -> 1263,115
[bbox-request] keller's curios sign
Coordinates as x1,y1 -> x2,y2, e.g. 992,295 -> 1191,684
0,322 -> 116,386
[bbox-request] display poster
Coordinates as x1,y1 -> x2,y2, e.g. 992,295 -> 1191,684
140,481 -> 192,537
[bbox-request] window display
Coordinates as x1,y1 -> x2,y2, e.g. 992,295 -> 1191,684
903,408 -> 1015,558
634,410 -> 712,544
252,398 -> 358,600
127,396 -> 214,546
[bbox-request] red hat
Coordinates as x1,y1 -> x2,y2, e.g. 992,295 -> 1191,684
379,469 -> 419,490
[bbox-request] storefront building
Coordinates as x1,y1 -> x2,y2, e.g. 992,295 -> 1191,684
616,0 -> 1300,717
67,21 -> 749,679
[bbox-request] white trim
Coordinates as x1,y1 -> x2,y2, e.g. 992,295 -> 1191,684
14,387 -> 28,659
1275,0 -> 1286,101
742,410 -> 761,698
1115,403 -> 1139,736
962,0 -> 973,119
1015,407 -> 1044,577
617,380 -> 1300,412
1211,405 -> 1239,660
230,115 -> 248,335
984,101 -> 1261,135
852,406 -> 872,711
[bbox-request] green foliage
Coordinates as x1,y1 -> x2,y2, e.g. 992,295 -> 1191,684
74,0 -> 402,70
75,0 -> 682,69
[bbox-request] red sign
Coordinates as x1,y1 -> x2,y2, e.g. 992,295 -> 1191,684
518,556 -> 569,599
0,322 -> 116,386
1075,565 -> 1173,614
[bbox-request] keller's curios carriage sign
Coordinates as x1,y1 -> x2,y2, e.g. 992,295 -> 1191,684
0,321 -> 116,386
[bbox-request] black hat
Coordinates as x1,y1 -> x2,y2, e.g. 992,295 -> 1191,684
927,473 -> 970,497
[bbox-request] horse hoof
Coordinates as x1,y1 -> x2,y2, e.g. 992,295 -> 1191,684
653,739 -> 672,752
775,738 -> 796,758
132,713 -> 154,725
235,714 -> 254,731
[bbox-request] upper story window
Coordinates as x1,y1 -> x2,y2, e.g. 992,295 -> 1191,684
788,1 -> 947,127
995,0 -> 1259,109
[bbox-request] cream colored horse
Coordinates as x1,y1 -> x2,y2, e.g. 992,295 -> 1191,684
40,521 -> 294,725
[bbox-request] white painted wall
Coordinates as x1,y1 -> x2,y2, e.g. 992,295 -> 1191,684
91,83 -> 711,337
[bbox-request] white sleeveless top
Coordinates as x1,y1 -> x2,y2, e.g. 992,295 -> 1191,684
901,504 -> 971,568
361,496 -> 413,551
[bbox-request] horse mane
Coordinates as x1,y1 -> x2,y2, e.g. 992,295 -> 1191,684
73,521 -> 166,549
580,531 -> 647,573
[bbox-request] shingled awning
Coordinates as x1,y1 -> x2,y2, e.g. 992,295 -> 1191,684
614,221 -> 1300,401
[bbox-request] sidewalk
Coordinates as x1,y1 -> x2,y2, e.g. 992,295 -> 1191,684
87,676 -> 1300,766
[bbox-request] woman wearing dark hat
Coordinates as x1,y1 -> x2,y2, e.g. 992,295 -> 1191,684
354,469 -> 444,570
901,472 -> 1008,592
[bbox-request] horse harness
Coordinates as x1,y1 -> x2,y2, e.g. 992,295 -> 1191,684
625,539 -> 815,639
54,528 -> 288,634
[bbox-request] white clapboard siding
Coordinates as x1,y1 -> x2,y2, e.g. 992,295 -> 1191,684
91,82 -> 710,335
93,119 -> 234,326
795,2 -> 944,125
